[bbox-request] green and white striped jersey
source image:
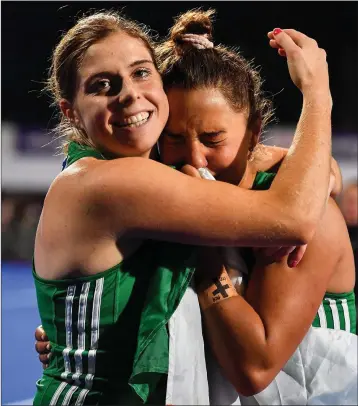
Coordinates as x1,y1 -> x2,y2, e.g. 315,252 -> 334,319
33,139 -> 197,406
312,290 -> 356,333
253,171 -> 357,335
33,240 -> 196,405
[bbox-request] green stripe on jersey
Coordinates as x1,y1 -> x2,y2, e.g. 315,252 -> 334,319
312,291 -> 356,334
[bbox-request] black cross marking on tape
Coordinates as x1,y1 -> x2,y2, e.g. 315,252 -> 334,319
212,278 -> 230,298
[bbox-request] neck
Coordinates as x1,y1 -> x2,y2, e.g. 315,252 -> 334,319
217,161 -> 248,187
93,143 -> 157,161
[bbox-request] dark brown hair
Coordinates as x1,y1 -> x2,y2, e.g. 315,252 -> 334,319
156,8 -> 274,132
46,10 -> 157,151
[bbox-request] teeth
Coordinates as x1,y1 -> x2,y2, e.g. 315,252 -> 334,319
121,112 -> 150,126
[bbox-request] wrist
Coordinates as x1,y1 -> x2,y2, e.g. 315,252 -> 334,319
301,90 -> 332,110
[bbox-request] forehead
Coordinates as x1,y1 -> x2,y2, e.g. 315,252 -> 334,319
167,88 -> 246,129
79,31 -> 153,78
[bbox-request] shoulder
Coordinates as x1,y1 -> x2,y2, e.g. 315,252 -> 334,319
300,197 -> 349,274
317,198 -> 348,247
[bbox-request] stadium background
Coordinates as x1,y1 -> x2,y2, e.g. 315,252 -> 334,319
2,2 -> 357,404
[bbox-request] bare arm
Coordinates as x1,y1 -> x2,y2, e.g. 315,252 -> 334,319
81,29 -> 331,247
253,145 -> 342,198
85,154 -> 311,247
197,198 -> 344,396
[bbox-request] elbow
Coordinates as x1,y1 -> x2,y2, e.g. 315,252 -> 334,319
293,218 -> 316,245
233,368 -> 276,397
270,195 -> 317,245
284,210 -> 316,245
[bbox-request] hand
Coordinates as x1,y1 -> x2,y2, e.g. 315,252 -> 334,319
254,244 -> 307,268
35,325 -> 51,369
180,164 -> 202,178
268,28 -> 331,100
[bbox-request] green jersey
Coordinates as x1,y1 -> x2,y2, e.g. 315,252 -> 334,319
33,142 -> 196,405
252,172 -> 356,334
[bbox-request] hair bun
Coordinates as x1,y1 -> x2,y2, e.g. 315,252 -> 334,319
170,9 -> 215,45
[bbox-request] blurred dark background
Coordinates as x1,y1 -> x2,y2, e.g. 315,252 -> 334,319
1,3 -> 358,404
2,1 -> 358,132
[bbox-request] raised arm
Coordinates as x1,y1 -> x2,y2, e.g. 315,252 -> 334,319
251,145 -> 342,198
259,28 -> 332,224
80,28 -> 332,247
196,197 -> 353,396
250,144 -> 343,198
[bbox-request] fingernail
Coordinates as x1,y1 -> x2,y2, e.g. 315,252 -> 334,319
41,335 -> 45,341
289,260 -> 298,268
273,28 -> 283,36
47,353 -> 52,360
46,344 -> 51,351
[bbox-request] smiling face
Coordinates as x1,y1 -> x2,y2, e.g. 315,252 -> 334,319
61,30 -> 169,158
160,87 -> 259,184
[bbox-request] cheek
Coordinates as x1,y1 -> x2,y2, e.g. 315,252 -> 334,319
79,99 -> 109,131
143,79 -> 169,120
207,147 -> 239,171
154,88 -> 169,123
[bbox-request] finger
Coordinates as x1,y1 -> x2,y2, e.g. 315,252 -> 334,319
328,172 -> 335,197
267,31 -> 275,40
278,48 -> 287,57
287,244 -> 307,267
269,39 -> 280,49
35,340 -> 51,354
282,29 -> 316,48
272,28 -> 302,56
35,325 -> 48,341
272,246 -> 296,262
180,164 -> 202,178
39,352 -> 51,365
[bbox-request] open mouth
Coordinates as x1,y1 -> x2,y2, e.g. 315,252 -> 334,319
115,111 -> 153,129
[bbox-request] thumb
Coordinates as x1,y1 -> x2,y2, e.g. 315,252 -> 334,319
273,28 -> 299,56
181,164 -> 201,178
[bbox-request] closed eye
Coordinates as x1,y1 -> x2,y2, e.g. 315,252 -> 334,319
201,131 -> 226,146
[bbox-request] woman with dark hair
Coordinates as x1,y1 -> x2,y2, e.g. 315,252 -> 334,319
155,10 -> 356,405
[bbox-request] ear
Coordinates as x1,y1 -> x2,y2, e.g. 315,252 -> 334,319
59,99 -> 81,127
248,118 -> 262,151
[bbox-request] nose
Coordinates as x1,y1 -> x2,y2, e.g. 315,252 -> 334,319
185,140 -> 208,169
117,79 -> 139,107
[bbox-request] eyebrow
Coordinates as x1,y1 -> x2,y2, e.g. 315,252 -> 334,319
84,60 -> 154,86
128,59 -> 154,68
